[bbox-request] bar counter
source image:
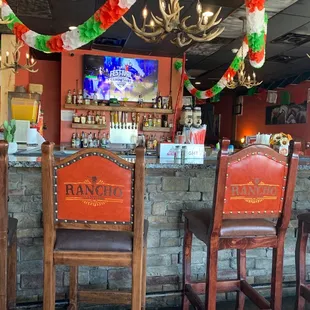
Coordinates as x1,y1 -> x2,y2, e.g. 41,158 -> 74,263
8,154 -> 310,307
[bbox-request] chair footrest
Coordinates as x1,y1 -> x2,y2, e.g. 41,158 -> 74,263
184,284 -> 204,310
78,290 -> 131,305
240,280 -> 270,309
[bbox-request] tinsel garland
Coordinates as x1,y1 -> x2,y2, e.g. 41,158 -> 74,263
1,0 -> 136,53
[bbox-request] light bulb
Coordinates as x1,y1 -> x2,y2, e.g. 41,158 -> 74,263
6,51 -> 9,57
247,75 -> 251,81
203,11 -> 214,17
161,0 -> 166,11
142,7 -> 148,19
69,26 -> 77,31
253,72 -> 256,79
241,137 -> 245,144
26,53 -> 29,59
228,73 -> 231,80
150,19 -> 155,27
31,57 -> 34,64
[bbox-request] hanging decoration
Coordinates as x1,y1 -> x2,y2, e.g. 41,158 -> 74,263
175,0 -> 267,100
0,0 -> 136,53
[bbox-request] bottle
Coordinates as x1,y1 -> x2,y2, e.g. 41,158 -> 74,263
75,133 -> 80,148
93,93 -> 98,105
148,114 -> 153,127
101,133 -> 107,147
71,133 -> 76,148
168,91 -> 173,110
87,111 -> 92,124
138,94 -> 143,107
175,146 -> 181,159
156,91 -> 162,109
106,133 -> 110,145
81,131 -> 85,148
66,90 -> 72,104
153,136 -> 158,149
93,133 -> 98,147
72,89 -> 77,105
83,133 -> 88,148
144,115 -> 149,127
88,132 -> 93,147
80,114 -> 86,124
77,89 -> 83,105
95,112 -> 100,124
152,98 -> 157,109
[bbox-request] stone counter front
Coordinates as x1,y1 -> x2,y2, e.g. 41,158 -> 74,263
8,163 -> 310,307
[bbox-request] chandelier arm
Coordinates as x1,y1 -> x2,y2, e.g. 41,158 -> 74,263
151,13 -> 164,27
186,26 -> 224,42
159,0 -> 183,21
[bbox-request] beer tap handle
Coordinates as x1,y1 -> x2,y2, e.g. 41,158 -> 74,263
114,111 -> 117,129
136,113 -> 140,130
110,112 -> 114,129
118,111 -> 122,129
125,112 -> 128,129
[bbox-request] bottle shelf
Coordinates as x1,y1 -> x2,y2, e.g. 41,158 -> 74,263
72,123 -> 107,130
65,104 -> 174,114
143,127 -> 171,132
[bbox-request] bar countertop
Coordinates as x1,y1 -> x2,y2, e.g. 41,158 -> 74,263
8,153 -> 310,170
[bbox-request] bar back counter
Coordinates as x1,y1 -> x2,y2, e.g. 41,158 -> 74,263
8,155 -> 310,307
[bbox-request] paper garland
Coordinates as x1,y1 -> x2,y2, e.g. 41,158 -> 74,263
1,0 -> 136,53
175,0 -> 267,100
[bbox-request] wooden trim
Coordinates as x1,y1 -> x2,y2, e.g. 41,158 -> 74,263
142,127 -> 171,132
240,280 -> 270,308
55,222 -> 132,231
69,266 -> 78,309
300,284 -> 310,302
65,104 -> 174,114
191,280 -> 240,294
7,232 -> 17,310
219,236 -> 278,250
0,141 -> 8,310
78,290 -> 131,305
184,284 -> 204,310
55,147 -> 134,169
53,251 -> 132,267
72,123 -> 107,130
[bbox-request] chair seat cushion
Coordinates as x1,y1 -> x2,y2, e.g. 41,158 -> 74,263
8,217 -> 18,247
55,220 -> 149,252
297,213 -> 310,224
184,209 -> 276,243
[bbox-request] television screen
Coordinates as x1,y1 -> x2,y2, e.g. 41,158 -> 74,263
83,55 -> 159,102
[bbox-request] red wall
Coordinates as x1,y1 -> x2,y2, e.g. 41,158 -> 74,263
60,50 -> 181,143
30,61 -> 61,144
236,82 -> 310,144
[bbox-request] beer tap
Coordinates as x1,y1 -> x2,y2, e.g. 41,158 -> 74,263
110,112 -> 114,129
113,111 -> 118,129
125,112 -> 128,129
136,113 -> 140,130
118,111 -> 122,129
122,112 -> 126,129
132,112 -> 136,130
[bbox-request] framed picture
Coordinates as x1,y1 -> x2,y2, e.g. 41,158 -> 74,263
233,96 -> 243,115
266,102 -> 307,125
162,96 -> 169,106
246,136 -> 257,145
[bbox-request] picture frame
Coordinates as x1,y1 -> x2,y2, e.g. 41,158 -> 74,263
182,96 -> 193,107
233,96 -> 243,115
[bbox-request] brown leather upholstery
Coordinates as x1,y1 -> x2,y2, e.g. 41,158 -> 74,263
8,217 -> 17,247
55,220 -> 149,252
297,213 -> 310,224
184,209 -> 276,243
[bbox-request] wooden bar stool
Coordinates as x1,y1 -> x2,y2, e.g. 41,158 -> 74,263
182,139 -> 300,310
295,213 -> 310,309
41,142 -> 147,310
0,141 -> 18,310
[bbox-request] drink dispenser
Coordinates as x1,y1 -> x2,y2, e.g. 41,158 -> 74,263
180,107 -> 193,127
193,107 -> 202,127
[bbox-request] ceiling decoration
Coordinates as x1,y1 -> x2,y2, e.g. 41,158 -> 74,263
1,0 -> 137,53
122,0 -> 225,48
175,0 -> 267,100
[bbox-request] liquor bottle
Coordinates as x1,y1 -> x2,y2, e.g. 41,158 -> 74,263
75,133 -> 80,148
153,135 -> 158,149
77,89 -> 83,105
148,114 -> 153,127
156,91 -> 162,109
66,90 -> 72,104
93,93 -> 98,105
81,131 -> 85,148
138,94 -> 143,107
71,133 -> 76,148
168,91 -> 173,110
93,133 -> 98,148
88,132 -> 93,148
106,133 -> 110,145
101,133 -> 107,147
83,133 -> 88,148
87,111 -> 92,124
72,89 -> 77,105
144,115 -> 149,127
95,112 -> 100,124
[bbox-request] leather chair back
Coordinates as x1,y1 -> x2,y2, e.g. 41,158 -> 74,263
212,139 -> 300,227
42,142 -> 145,232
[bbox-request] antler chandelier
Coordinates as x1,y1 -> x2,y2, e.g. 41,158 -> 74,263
122,0 -> 225,48
0,40 -> 38,73
226,60 -> 262,89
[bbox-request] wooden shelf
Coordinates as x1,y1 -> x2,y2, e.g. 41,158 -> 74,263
72,123 -> 107,130
65,104 -> 174,114
143,127 -> 171,132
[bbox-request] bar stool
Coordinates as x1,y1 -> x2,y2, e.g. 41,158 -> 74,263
0,141 -> 18,310
182,139 -> 300,310
295,213 -> 310,309
41,142 -> 147,310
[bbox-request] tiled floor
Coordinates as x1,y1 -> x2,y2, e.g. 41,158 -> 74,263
17,297 -> 310,309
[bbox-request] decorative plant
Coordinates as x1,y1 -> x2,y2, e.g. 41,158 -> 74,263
270,132 -> 292,147
3,119 -> 16,143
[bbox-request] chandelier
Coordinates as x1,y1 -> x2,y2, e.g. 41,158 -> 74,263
226,60 -> 262,89
0,40 -> 38,74
122,0 -> 225,48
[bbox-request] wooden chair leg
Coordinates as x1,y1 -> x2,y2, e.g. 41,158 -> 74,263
132,250 -> 143,310
141,244 -> 147,310
68,266 -> 78,310
43,257 -> 56,310
0,232 -> 8,310
205,239 -> 219,310
295,221 -> 308,310
7,233 -> 17,310
270,238 -> 285,310
235,249 -> 246,310
182,219 -> 193,310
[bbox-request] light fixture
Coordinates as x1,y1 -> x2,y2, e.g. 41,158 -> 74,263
122,0 -> 224,48
69,26 -> 77,31
195,81 -> 201,85
0,39 -> 38,73
226,18 -> 262,90
231,48 -> 239,54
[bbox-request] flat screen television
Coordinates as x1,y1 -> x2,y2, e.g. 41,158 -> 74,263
83,55 -> 159,102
